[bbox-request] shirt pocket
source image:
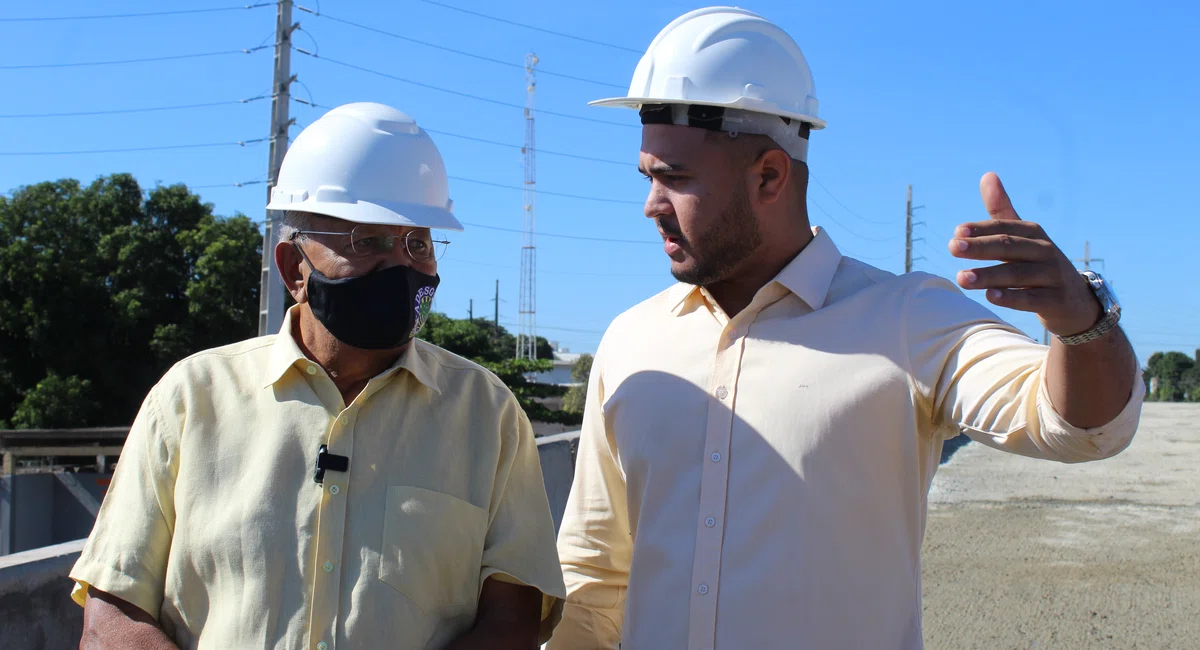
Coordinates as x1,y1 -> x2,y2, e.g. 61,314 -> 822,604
378,485 -> 490,617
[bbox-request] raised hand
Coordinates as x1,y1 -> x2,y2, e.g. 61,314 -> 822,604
948,172 -> 1101,337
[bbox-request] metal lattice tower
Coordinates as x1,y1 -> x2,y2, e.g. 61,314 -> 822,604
517,53 -> 539,360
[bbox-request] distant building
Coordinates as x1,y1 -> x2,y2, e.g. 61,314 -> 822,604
534,341 -> 584,386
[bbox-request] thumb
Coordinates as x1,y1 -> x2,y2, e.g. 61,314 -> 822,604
980,171 -> 1021,221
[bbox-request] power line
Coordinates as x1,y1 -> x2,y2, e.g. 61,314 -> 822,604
0,96 -> 269,119
459,221 -> 655,244
452,177 -> 642,206
914,240 -> 957,277
427,125 -> 633,165
0,138 -> 266,156
1121,327 -> 1200,339
295,7 -> 624,89
424,128 -> 629,166
1,47 -> 268,70
0,4 -> 272,22
292,98 -> 632,166
190,179 -> 267,190
809,172 -> 892,226
809,197 -> 902,243
840,248 -> 892,263
445,256 -> 662,277
500,320 -> 607,335
292,49 -> 636,129
418,0 -> 642,54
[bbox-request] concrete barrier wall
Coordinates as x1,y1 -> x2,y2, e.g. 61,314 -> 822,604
0,432 -> 580,649
1,473 -> 109,556
535,431 -> 579,535
0,539 -> 85,648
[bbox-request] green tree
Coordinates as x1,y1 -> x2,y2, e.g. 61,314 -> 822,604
417,314 -> 580,424
1181,366 -> 1200,402
421,314 -> 507,362
571,354 -> 594,383
562,354 -> 594,415
0,175 -> 261,428
1145,351 -> 1195,402
10,373 -> 99,429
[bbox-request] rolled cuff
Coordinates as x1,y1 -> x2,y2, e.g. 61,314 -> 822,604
1034,363 -> 1146,462
69,560 -> 163,621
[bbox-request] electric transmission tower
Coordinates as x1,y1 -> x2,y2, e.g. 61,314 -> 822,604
517,53 -> 539,360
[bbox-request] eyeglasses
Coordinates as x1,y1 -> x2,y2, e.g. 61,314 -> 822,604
291,226 -> 450,263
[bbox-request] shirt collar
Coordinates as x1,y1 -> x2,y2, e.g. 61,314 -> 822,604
668,226 -> 843,316
773,226 -> 842,310
262,306 -> 441,394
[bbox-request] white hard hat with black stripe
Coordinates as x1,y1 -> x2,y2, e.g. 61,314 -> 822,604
591,6 -> 824,161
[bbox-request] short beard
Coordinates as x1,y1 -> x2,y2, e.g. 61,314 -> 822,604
671,185 -> 762,287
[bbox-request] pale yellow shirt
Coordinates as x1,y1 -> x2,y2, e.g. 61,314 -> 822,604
70,307 -> 565,649
551,227 -> 1144,650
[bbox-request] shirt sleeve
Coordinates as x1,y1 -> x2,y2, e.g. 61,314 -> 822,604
68,383 -> 179,619
479,392 -> 568,645
905,273 -> 1144,462
548,340 -> 630,650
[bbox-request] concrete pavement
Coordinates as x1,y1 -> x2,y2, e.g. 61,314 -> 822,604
922,402 -> 1200,649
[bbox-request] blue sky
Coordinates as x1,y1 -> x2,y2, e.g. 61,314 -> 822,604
2,0 -> 1197,362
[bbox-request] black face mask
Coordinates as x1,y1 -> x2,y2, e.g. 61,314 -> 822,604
297,245 -> 440,350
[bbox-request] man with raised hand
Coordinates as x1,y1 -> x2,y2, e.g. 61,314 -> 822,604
552,7 -> 1142,649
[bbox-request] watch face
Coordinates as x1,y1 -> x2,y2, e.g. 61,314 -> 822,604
1091,274 -> 1119,312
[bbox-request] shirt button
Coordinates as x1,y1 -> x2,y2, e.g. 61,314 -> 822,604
698,583 -> 710,595
711,452 -> 722,463
329,484 -> 340,495
322,561 -> 334,573
705,517 -> 716,528
317,642 -> 328,650
715,386 -> 729,400
306,365 -> 317,375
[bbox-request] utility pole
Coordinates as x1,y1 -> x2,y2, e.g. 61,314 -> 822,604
904,184 -> 925,274
904,185 -> 912,274
1074,240 -> 1105,272
1051,240 -> 1105,344
257,0 -> 297,336
469,299 -> 473,321
493,280 -> 500,330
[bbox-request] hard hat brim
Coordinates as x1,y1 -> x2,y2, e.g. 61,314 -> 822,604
266,196 -> 464,231
588,96 -> 827,130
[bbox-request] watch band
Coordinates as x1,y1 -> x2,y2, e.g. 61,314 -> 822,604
1057,308 -> 1121,345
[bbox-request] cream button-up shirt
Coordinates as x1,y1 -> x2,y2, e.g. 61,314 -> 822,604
70,307 -> 565,649
551,228 -> 1143,650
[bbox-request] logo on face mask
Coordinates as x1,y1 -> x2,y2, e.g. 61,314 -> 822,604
412,285 -> 436,337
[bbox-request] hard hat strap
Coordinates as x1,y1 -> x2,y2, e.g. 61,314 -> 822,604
639,103 -> 811,163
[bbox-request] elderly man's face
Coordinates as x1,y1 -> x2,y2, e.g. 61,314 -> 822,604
296,214 -> 439,283
638,124 -> 763,287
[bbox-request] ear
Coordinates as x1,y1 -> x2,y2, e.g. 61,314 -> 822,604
752,148 -> 792,206
275,241 -> 309,304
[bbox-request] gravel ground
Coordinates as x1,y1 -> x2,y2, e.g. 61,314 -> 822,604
921,402 -> 1200,649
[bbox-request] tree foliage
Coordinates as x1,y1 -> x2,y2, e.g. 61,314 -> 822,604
418,314 -> 578,424
562,354 -> 594,415
0,173 -> 575,429
1144,351 -> 1198,401
0,175 -> 261,428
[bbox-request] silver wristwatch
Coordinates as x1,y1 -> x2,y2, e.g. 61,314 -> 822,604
1056,270 -> 1121,345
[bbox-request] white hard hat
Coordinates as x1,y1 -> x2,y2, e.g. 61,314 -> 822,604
591,7 -> 824,161
266,102 -> 462,231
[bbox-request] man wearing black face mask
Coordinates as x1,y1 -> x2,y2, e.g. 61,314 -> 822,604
69,102 -> 566,650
